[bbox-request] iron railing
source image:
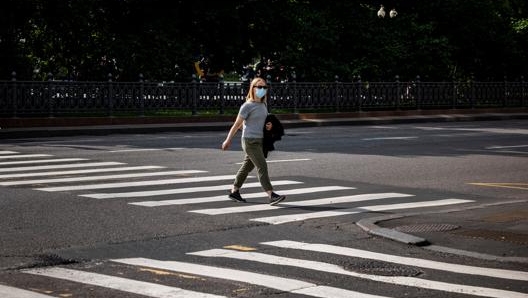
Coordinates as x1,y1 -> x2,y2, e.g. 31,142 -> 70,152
1,80 -> 526,117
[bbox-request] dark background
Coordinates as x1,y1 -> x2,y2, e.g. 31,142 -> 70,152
2,0 -> 527,82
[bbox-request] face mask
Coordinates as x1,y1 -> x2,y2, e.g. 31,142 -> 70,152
255,88 -> 267,99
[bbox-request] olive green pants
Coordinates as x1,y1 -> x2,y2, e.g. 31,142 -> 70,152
234,138 -> 273,191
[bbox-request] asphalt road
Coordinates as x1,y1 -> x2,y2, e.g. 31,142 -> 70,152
0,119 -> 527,297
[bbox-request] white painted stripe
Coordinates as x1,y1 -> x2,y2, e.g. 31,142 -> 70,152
368,126 -> 399,129
253,210 -> 353,225
414,127 -> 528,135
0,284 -> 55,298
130,195 -> 230,207
130,186 -> 354,207
36,174 -> 237,192
0,151 -> 18,154
362,136 -> 418,141
0,166 -> 166,179
263,240 -> 528,282
0,162 -> 125,173
295,286 -> 388,298
81,180 -> 303,199
360,199 -> 472,212
489,150 -> 528,155
192,203 -> 284,215
108,148 -> 184,153
0,154 -> 52,159
237,158 -> 312,164
486,144 -> 528,149
0,170 -> 206,186
461,128 -> 528,135
191,192 -> 412,215
0,158 -> 87,166
23,267 -> 225,298
267,158 -> 312,163
112,258 -> 390,298
285,192 -> 414,206
251,199 -> 473,225
190,249 -> 527,298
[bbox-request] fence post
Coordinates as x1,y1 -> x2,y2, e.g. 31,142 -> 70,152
292,80 -> 298,114
415,75 -> 421,110
107,73 -> 113,117
395,75 -> 400,110
47,72 -> 54,117
356,76 -> 362,112
335,75 -> 340,112
11,71 -> 17,118
503,76 -> 508,107
452,80 -> 457,109
139,73 -> 145,117
192,78 -> 198,115
470,76 -> 475,109
219,76 -> 225,115
522,76 -> 525,107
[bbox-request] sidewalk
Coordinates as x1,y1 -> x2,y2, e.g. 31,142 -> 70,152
1,108 -> 528,139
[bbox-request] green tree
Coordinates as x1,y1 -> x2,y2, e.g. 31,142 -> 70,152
1,0 -> 526,81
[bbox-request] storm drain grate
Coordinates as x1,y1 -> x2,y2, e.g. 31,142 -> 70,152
394,223 -> 460,233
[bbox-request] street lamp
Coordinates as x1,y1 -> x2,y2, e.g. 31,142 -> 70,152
377,5 -> 397,18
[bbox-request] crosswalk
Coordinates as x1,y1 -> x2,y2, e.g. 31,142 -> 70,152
1,150 -> 527,297
0,150 -> 475,225
1,239 -> 526,297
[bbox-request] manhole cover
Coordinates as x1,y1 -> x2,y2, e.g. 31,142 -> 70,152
344,260 -> 422,277
394,223 -> 460,233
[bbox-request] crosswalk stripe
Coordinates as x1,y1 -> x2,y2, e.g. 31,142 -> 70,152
81,180 -> 304,199
23,267 -> 226,298
0,284 -> 55,298
191,192 -> 413,215
0,170 -> 205,186
0,154 -> 52,159
236,158 -> 312,164
112,258 -> 390,298
262,240 -> 528,281
0,166 -> 166,179
250,199 -> 474,225
0,162 -> 125,173
0,158 -> 88,166
189,249 -> 527,298
0,151 -> 18,155
35,174 -> 235,192
130,186 -> 354,207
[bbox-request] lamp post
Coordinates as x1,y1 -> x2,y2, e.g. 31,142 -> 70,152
377,5 -> 397,18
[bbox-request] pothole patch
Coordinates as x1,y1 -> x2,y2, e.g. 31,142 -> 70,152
344,260 -> 423,276
20,254 -> 79,269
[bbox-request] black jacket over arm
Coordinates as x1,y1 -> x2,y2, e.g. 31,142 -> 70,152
263,114 -> 284,158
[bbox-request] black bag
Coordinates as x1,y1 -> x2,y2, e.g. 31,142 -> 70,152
263,114 -> 284,158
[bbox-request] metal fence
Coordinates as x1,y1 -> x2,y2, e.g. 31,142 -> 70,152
1,79 -> 526,117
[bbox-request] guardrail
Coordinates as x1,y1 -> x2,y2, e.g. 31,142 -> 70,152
1,80 -> 526,117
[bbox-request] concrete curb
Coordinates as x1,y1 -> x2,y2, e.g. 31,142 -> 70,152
356,200 -> 528,264
1,111 -> 527,139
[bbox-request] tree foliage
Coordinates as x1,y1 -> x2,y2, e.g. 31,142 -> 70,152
1,0 -> 527,81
